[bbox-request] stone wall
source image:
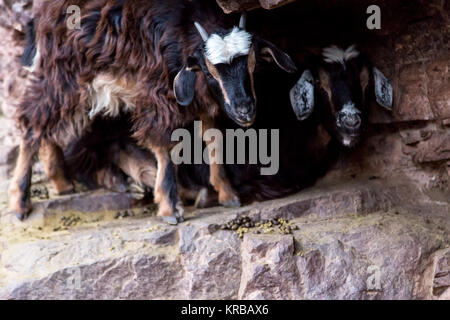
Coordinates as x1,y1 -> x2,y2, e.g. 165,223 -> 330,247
0,0 -> 32,181
216,0 -> 296,13
0,0 -> 31,117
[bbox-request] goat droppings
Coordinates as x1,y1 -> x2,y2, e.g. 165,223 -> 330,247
220,216 -> 298,238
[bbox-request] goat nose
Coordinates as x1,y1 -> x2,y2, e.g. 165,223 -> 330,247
343,114 -> 361,129
237,106 -> 250,115
236,100 -> 253,115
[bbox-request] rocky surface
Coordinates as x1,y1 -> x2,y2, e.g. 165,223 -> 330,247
0,179 -> 448,300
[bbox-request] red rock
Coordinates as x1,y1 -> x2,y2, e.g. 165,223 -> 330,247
396,63 -> 434,121
413,132 -> 450,164
215,0 -> 260,14
400,129 -> 433,146
1,181 -> 448,300
216,0 -> 295,13
239,234 -> 301,299
259,0 -> 296,10
426,59 -> 450,120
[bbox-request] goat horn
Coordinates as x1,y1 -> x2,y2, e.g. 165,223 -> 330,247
194,22 -> 209,42
239,12 -> 247,29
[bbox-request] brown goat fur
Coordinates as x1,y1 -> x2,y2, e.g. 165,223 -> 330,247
11,0 -> 296,222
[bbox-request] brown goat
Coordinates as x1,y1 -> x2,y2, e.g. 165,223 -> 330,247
10,0 -> 296,223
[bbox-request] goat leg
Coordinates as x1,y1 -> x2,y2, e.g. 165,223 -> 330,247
201,117 -> 241,208
9,139 -> 37,220
39,139 -> 74,195
151,146 -> 183,224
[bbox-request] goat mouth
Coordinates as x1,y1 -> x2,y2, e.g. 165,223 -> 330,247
225,106 -> 256,128
339,133 -> 360,148
232,112 -> 256,127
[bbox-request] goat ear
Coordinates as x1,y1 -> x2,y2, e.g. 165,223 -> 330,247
373,67 -> 393,110
259,40 -> 297,73
290,70 -> 315,120
174,57 -> 200,107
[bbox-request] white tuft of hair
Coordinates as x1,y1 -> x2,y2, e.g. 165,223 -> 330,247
342,136 -> 353,147
88,74 -> 138,119
323,45 -> 360,65
205,27 -> 252,65
340,102 -> 361,116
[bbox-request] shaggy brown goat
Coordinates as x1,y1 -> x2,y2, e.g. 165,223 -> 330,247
11,0 -> 296,223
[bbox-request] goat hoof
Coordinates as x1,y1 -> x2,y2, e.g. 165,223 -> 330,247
220,196 -> 241,208
9,196 -> 32,221
58,188 -> 75,196
13,210 -> 29,221
175,204 -> 185,223
161,216 -> 178,225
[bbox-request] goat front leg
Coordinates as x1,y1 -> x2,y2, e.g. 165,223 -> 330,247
151,146 -> 183,225
39,139 -> 74,195
9,139 -> 37,220
202,118 -> 241,208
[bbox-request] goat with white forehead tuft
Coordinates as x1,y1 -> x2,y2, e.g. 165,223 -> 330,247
205,27 -> 252,65
322,45 -> 360,65
291,44 -> 393,148
176,12 -> 297,129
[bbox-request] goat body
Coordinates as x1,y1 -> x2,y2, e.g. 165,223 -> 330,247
11,0 -> 237,223
11,0 -> 297,223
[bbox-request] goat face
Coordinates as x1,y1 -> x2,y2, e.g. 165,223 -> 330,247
174,14 -> 297,127
290,45 -> 393,147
